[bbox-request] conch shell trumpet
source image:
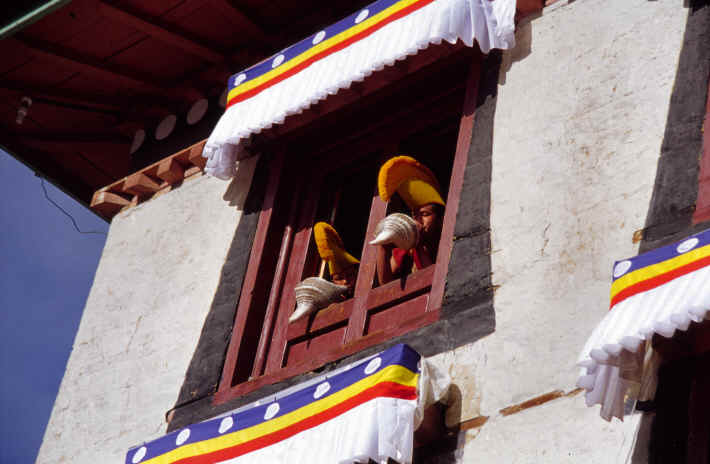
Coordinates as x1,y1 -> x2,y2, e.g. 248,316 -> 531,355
289,277 -> 348,323
369,213 -> 419,250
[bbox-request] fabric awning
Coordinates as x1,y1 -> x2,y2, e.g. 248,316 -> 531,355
126,344 -> 449,464
202,0 -> 516,180
577,228 -> 710,421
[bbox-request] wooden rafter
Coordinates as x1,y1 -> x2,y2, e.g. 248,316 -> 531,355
90,140 -> 208,219
98,2 -> 226,64
1,80 -> 123,114
0,80 -> 178,133
208,0 -> 272,45
13,129 -> 130,144
13,36 -> 199,101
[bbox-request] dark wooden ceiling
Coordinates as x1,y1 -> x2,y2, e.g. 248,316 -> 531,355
0,0 -> 372,207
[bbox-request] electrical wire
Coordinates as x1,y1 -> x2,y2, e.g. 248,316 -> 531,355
38,176 -> 107,236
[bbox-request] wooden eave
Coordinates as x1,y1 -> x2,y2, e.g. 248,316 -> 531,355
2,0 -> 544,215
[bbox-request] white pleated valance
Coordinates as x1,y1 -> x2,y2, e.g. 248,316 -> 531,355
126,344 -> 450,464
202,0 -> 516,180
577,228 -> 710,421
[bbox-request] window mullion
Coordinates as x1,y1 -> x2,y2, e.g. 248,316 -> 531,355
344,193 -> 388,344
251,173 -> 304,378
264,173 -> 323,375
218,152 -> 285,391
428,52 -> 483,312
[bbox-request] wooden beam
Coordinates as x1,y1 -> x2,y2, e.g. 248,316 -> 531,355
98,2 -> 226,64
187,142 -> 207,169
90,190 -> 131,218
123,172 -> 162,196
429,51 -> 483,313
208,0 -> 271,44
0,79 -> 182,118
1,80 -> 121,114
14,129 -> 130,144
156,157 -> 185,184
13,36 -> 192,100
90,139 -> 207,219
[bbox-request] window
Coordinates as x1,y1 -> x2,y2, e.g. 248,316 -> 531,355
215,46 -> 483,402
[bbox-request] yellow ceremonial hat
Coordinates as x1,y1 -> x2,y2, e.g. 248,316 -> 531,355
377,156 -> 445,209
313,222 -> 360,275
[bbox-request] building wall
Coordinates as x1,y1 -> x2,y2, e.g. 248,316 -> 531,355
35,157 -> 258,464
37,0 -> 696,462
426,0 -> 688,461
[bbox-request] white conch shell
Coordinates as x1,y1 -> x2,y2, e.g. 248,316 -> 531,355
290,277 -> 348,323
369,213 -> 419,250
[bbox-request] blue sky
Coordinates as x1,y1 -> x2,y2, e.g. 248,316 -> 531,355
0,149 -> 108,463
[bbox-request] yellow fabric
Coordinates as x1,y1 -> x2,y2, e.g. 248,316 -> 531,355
138,364 -> 418,464
377,156 -> 445,209
314,222 -> 359,274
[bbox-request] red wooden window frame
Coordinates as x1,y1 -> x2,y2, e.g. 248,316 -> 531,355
215,49 -> 483,404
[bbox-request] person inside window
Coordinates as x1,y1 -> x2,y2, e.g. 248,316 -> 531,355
314,221 -> 359,297
373,156 -> 445,284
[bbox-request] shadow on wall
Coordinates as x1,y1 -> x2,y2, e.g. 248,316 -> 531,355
499,16 -> 533,86
631,0 -> 710,461
222,155 -> 260,208
638,0 -> 710,254
171,153 -> 268,416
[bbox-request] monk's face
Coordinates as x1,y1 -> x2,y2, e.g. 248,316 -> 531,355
332,264 -> 358,290
412,203 -> 442,240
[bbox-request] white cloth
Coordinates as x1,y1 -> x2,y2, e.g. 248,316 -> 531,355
216,397 -> 416,464
577,266 -> 710,421
203,0 -> 516,180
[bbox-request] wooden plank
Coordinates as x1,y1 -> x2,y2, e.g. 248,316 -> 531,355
90,190 -> 131,217
283,243 -> 432,341
365,266 -> 434,312
344,193 -> 388,343
0,79 -> 167,117
123,172 -> 161,196
215,308 -> 441,404
14,129 -> 129,144
251,174 -> 303,377
217,153 -> 285,392
264,174 -> 322,374
13,36 -> 182,99
284,325 -> 348,367
367,294 -> 428,334
156,158 -> 185,184
98,2 -> 225,64
428,52 -> 483,312
286,299 -> 355,340
90,139 -> 206,218
188,142 -> 207,169
208,0 -> 271,45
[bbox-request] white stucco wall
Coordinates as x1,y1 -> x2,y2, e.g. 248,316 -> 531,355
435,394 -> 645,464
428,0 -> 687,461
37,0 -> 690,462
36,157 -> 257,464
